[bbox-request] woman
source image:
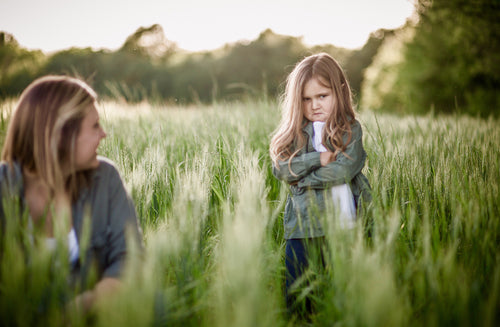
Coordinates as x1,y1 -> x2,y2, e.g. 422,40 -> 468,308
0,75 -> 143,310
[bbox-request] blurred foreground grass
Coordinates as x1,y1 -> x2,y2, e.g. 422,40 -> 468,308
0,100 -> 499,326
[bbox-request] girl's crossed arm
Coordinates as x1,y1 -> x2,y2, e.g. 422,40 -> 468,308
297,123 -> 366,189
272,151 -> 322,185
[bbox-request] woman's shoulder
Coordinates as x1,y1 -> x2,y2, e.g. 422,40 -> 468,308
93,157 -> 123,181
85,157 -> 127,197
96,156 -> 118,170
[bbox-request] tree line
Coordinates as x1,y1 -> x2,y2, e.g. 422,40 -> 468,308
0,26 -> 378,105
1,0 -> 499,116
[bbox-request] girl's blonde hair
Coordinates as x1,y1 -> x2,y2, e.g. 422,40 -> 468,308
270,53 -> 356,167
1,75 -> 97,200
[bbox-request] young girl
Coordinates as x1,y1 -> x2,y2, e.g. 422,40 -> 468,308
0,75 -> 143,311
269,53 -> 371,314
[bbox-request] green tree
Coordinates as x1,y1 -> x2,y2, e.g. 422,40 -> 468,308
344,29 -> 396,98
0,32 -> 44,99
396,0 -> 500,116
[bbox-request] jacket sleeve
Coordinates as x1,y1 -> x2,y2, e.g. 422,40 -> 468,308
297,122 -> 366,189
101,163 -> 143,278
272,151 -> 322,184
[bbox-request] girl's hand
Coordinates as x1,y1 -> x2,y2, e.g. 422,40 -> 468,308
320,151 -> 336,166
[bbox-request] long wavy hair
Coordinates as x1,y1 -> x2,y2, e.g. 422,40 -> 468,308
270,53 -> 356,169
1,75 -> 97,200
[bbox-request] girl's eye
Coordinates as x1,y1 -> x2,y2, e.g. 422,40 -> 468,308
302,98 -> 311,102
320,94 -> 328,99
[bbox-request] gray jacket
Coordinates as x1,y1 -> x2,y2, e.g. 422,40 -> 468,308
0,157 -> 143,281
272,120 -> 372,239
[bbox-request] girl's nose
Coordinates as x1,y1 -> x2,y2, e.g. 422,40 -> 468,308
312,98 -> 320,109
100,128 -> 107,139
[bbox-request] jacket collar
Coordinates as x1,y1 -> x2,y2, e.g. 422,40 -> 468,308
300,121 -> 315,152
302,121 -> 314,137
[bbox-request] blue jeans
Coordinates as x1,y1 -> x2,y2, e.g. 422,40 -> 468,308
285,237 -> 326,316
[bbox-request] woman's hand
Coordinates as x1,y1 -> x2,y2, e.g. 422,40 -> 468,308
69,277 -> 121,313
320,151 -> 337,166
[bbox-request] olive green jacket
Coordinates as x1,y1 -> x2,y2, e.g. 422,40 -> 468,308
272,120 -> 372,239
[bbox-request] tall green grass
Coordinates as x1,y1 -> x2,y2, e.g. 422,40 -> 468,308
0,100 -> 498,326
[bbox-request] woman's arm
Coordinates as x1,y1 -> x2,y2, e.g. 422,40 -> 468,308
102,161 -> 143,279
72,160 -> 143,312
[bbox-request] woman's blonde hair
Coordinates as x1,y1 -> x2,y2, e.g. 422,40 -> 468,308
270,53 -> 356,167
1,75 -> 97,200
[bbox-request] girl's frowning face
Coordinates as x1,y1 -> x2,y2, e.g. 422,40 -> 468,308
302,77 -> 334,122
74,105 -> 106,172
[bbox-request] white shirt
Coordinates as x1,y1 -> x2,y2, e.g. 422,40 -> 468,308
45,228 -> 79,265
312,121 -> 356,229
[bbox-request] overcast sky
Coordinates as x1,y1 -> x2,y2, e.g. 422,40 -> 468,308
0,0 -> 416,53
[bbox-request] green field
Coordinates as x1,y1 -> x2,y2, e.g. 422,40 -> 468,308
1,100 -> 499,326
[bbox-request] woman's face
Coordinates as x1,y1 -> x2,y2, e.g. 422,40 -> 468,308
74,105 -> 106,171
302,77 -> 334,122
